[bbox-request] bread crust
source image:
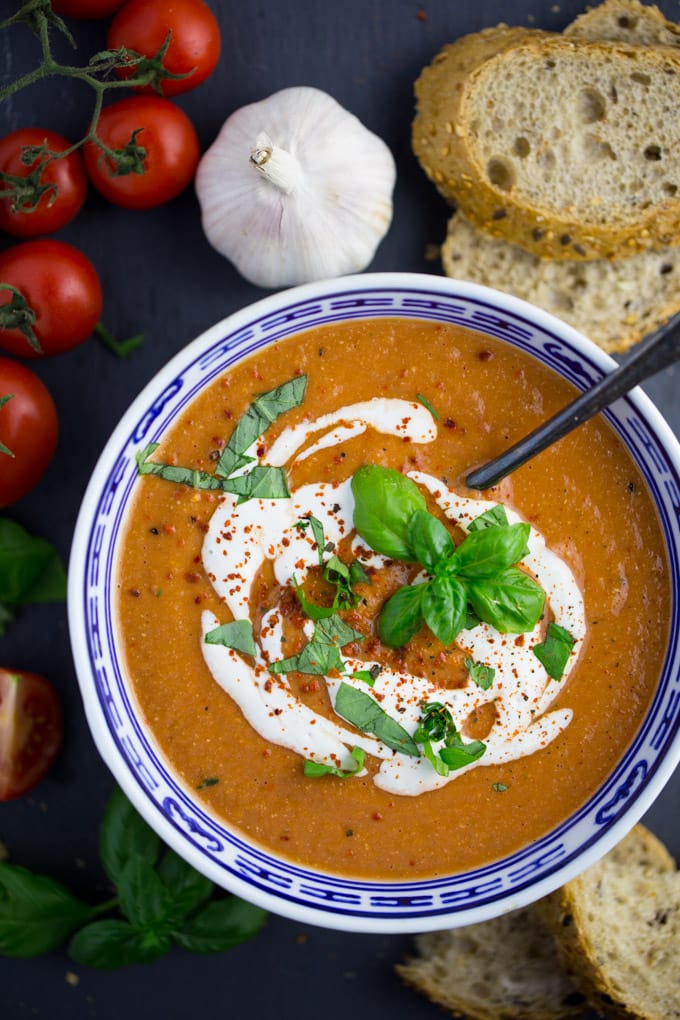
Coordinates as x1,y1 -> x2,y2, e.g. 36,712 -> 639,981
440,210 -> 680,353
413,33 -> 680,261
565,0 -> 680,48
539,825 -> 679,1020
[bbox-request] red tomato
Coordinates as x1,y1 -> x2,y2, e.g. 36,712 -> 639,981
0,359 -> 58,506
0,128 -> 88,239
0,240 -> 102,358
0,669 -> 63,800
84,96 -> 200,208
51,0 -> 127,17
108,0 -> 221,97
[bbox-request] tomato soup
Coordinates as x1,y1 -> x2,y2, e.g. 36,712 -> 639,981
116,318 -> 669,880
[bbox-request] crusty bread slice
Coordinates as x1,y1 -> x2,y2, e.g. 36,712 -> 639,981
396,905 -> 588,1020
540,825 -> 679,1020
440,209 -> 680,353
413,32 -> 680,260
565,0 -> 680,48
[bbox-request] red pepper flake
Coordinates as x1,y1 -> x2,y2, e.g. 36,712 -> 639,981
372,811 -> 384,821
162,523 -> 176,534
263,748 -> 272,758
129,588 -> 141,598
443,418 -> 457,430
478,349 -> 494,362
185,572 -> 202,583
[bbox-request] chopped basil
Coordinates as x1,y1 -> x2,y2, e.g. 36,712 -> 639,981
196,778 -> 219,790
416,392 -> 439,420
468,504 -> 509,532
334,682 -> 419,757
295,514 -> 326,566
136,444 -> 228,490
351,664 -> 381,687
492,782 -> 509,792
348,559 -> 371,587
464,657 -> 495,690
413,702 -> 486,776
204,620 -> 256,658
292,518 -> 370,620
532,622 -> 576,680
303,746 -> 365,778
292,577 -> 337,621
215,376 -> 307,478
268,614 -> 363,676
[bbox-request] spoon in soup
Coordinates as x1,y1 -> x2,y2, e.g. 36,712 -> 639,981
465,309 -> 680,490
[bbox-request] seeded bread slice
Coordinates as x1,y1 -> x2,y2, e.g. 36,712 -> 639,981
565,0 -> 680,48
540,825 -> 679,1020
440,210 -> 680,353
413,33 -> 680,260
396,905 -> 588,1020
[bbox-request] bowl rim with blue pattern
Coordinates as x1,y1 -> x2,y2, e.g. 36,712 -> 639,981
68,272 -> 680,933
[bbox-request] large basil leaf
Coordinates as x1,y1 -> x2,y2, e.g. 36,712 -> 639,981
351,465 -> 425,560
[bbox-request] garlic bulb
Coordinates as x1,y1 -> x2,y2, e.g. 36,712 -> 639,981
195,86 -> 396,289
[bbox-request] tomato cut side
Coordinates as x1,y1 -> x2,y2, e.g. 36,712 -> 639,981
0,669 -> 63,800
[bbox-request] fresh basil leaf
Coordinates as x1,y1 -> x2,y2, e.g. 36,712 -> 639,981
0,518 -> 67,609
156,851 -> 213,924
117,856 -> 175,931
334,681 -> 419,756
222,465 -> 290,504
325,554 -> 349,582
467,567 -> 545,634
439,733 -> 487,770
215,376 -> 307,479
493,782 -> 509,792
0,863 -> 94,958
413,702 -> 453,745
533,622 -> 576,680
378,582 -> 426,648
467,504 -> 509,532
69,919 -> 170,969
172,896 -> 267,954
465,657 -> 495,690
415,392 -> 439,420
303,745 -> 365,778
407,509 -> 455,572
421,576 -> 466,645
464,605 -> 481,630
0,603 -> 13,635
351,465 -> 425,560
420,739 -> 449,776
453,523 -> 531,580
205,619 -> 256,657
99,787 -> 160,888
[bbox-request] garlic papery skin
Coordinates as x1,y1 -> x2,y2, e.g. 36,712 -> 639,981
195,86 -> 397,289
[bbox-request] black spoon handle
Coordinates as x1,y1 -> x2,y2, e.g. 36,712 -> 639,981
465,309 -> 680,491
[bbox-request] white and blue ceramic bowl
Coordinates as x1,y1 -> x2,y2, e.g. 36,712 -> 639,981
68,273 -> 680,933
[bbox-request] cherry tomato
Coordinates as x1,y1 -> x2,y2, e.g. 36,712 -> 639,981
0,240 -> 103,358
0,128 -> 88,239
51,0 -> 127,17
107,0 -> 221,97
0,669 -> 63,800
84,96 -> 200,209
0,359 -> 58,507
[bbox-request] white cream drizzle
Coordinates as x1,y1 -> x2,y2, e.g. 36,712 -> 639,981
200,398 -> 586,796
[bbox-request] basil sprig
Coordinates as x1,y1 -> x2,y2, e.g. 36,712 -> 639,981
351,466 -> 545,648
413,702 -> 486,776
0,788 -> 266,966
136,375 -> 307,504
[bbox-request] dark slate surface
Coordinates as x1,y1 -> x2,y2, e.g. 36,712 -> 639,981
1,2 -> 678,1017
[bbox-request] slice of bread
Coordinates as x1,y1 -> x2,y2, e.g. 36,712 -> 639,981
539,825 -> 679,1020
440,209 -> 680,353
565,0 -> 680,48
413,32 -> 680,260
396,905 -> 588,1020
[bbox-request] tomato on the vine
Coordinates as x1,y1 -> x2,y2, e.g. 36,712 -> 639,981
0,359 -> 58,507
50,0 -> 127,17
0,669 -> 63,800
0,239 -> 102,358
0,128 -> 88,239
84,96 -> 200,209
108,0 -> 221,97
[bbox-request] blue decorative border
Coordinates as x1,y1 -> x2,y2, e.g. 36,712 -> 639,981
71,279 -> 680,930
